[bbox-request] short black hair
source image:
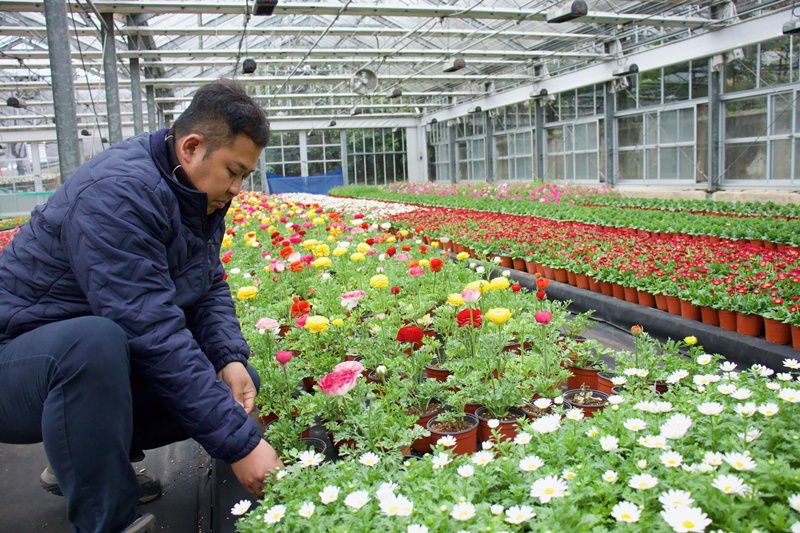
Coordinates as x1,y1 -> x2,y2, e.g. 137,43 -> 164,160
173,79 -> 269,156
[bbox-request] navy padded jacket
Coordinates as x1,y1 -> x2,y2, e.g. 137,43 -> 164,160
0,129 -> 261,463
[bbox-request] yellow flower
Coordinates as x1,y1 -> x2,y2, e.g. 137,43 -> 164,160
267,225 -> 276,233
333,247 -> 348,257
448,293 -> 465,306
456,252 -> 470,260
490,277 -> 510,291
431,241 -> 440,248
313,244 -> 330,258
684,336 -> 698,346
301,239 -> 318,250
465,280 -> 491,293
418,259 -> 430,267
485,308 -> 513,324
399,230 -> 409,236
305,316 -> 330,333
370,274 -> 389,288
312,217 -> 325,225
386,236 -> 396,243
357,242 -> 371,254
350,252 -> 366,262
237,286 -> 258,300
311,257 -> 332,268
327,235 -> 336,242
332,318 -> 344,327
221,235 -> 233,248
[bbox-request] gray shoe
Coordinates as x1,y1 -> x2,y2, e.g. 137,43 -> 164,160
122,513 -> 156,533
40,465 -> 162,505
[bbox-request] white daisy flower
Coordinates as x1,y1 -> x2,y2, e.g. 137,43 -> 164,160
667,370 -> 690,384
660,414 -> 693,439
636,368 -> 650,378
633,401 -> 657,413
487,418 -> 500,429
719,361 -> 737,372
734,403 -> 757,418
637,459 -> 648,469
656,401 -> 674,413
712,474 -> 747,495
471,451 -> 494,466
703,452 -> 723,466
784,358 -> 800,370
297,501 -> 315,518
698,402 -> 724,416
344,490 -> 370,510
730,388 -> 752,400
514,432 -> 532,445
603,470 -> 618,482
586,426 -> 599,437
565,408 -> 584,420
623,368 -> 641,377
481,440 -> 494,451
611,376 -> 628,386
375,482 -> 398,501
737,428 -> 762,443
779,388 -> 800,403
562,469 -> 576,480
758,403 -> 779,416
624,418 -> 648,431
530,475 -> 568,503
600,435 -> 619,451
263,504 -> 286,525
629,473 -> 659,490
723,452 -> 757,471
437,435 -> 458,447
607,395 -> 625,405
276,470 -> 288,480
519,455 -> 545,472
531,413 -> 561,434
379,493 -> 413,517
660,451 -> 684,468
611,501 -> 642,523
490,504 -> 504,515
505,504 -> 536,524
751,364 -> 774,378
660,506 -> 712,532
231,499 -> 251,516
533,397 -> 552,410
697,354 -> 713,365
778,372 -> 794,381
788,494 -> 800,512
659,489 -> 694,509
432,452 -> 453,469
457,464 -> 475,478
407,525 -> 428,533
450,501 -> 476,521
638,435 -> 668,449
767,382 -> 782,391
319,486 -> 340,504
717,384 -> 736,395
358,452 -> 381,467
297,449 -> 324,468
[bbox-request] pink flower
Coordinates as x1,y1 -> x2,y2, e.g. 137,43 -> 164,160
255,317 -> 280,334
395,253 -> 412,261
340,290 -> 366,310
317,368 -> 361,396
276,350 -> 292,367
295,314 -> 308,328
290,236 -> 303,244
461,289 -> 481,303
408,266 -> 425,277
534,311 -> 552,324
333,360 -> 364,374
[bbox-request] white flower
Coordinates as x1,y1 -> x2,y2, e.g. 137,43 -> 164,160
779,388 -> 800,403
737,428 -> 762,443
624,418 -> 648,431
767,382 -> 782,391
607,395 -> 625,405
667,370 -> 690,384
624,367 -> 642,377
723,452 -> 757,471
432,452 -> 453,469
751,364 -> 774,377
660,414 -> 693,439
719,361 -> 738,372
276,469 -> 288,480
490,504 -> 504,515
487,418 -> 500,429
636,368 -> 650,378
375,482 -> 398,501
505,504 -> 536,524
660,506 -> 712,532
450,502 -> 476,521
611,376 -> 628,386
600,435 -> 619,451
734,402 -> 757,418
603,470 -> 618,482
703,452 -> 723,466
792,523 -> 800,533
231,499 -> 251,516
659,489 -> 694,508
457,464 -> 475,478
437,435 -> 457,447
730,388 -> 752,400
633,401 -> 657,413
530,475 -> 568,503
263,504 -> 286,525
519,455 -> 545,472
471,451 -> 494,466
531,413 -> 561,434
611,501 -> 642,523
697,354 -> 713,365
319,486 -> 340,504
562,469 -> 576,480
638,435 -> 668,449
778,372 -> 794,381
566,408 -> 584,420
717,384 -> 736,395
698,402 -> 725,416
379,493 -> 413,517
656,401 -> 674,413
344,490 -> 370,510
694,374 -> 712,387
695,462 -> 716,474
297,501 -> 315,518
407,525 -> 428,533
481,440 -> 494,451
553,396 -> 564,405
586,426 -> 599,437
637,459 -> 648,469
297,449 -> 324,468
359,452 -> 381,467
629,473 -> 659,490
660,451 -> 684,468
723,371 -> 739,381
514,432 -> 532,445
712,474 -> 747,495
788,493 -> 800,512
533,398 -> 552,410
784,358 -> 800,370
476,266 -> 486,274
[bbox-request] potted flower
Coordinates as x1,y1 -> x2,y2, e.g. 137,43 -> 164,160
425,385 -> 480,456
562,385 -> 609,418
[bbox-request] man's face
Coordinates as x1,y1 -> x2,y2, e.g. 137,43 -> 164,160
177,133 -> 262,214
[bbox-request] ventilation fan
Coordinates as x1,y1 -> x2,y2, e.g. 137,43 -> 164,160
350,69 -> 378,95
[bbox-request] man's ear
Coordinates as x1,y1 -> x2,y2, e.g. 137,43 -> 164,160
175,133 -> 204,165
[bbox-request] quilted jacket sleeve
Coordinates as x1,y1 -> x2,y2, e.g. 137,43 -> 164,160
61,175 -> 260,463
184,258 -> 251,373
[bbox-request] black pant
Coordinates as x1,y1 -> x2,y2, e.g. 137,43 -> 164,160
0,316 -> 259,533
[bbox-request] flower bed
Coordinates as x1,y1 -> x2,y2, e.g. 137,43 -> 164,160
0,226 -> 20,254
222,191 -> 800,533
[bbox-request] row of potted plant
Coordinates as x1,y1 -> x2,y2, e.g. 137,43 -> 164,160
224,192 -> 800,533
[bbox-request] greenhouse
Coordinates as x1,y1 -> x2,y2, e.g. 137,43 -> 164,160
0,1 -> 799,532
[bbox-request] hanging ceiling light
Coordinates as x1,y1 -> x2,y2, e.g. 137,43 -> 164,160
387,87 -> 402,99
80,129 -> 91,136
242,58 -> 257,74
328,120 -> 337,127
6,96 -> 26,108
253,0 -> 279,16
443,57 -> 466,73
547,0 -> 588,23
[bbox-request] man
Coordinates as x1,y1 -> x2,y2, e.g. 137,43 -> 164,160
0,79 -> 282,532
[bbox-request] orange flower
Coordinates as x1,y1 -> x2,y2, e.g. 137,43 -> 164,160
631,325 -> 643,336
429,258 -> 444,273
291,300 -> 311,317
536,277 -> 550,289
289,261 -> 305,272
279,246 -> 294,259
409,260 -> 419,268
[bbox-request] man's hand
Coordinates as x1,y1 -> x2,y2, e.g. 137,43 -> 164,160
217,361 -> 256,414
231,439 -> 283,496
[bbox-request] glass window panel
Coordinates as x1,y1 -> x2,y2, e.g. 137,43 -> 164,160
307,146 -> 324,161
545,101 -> 559,123
325,145 -> 341,161
724,44 -> 758,93
618,150 -> 642,179
595,84 -> 605,116
505,106 -> 517,129
494,110 -> 506,131
639,69 -> 662,107
574,123 -> 588,151
284,147 -> 300,161
645,113 -> 659,145
309,162 -> 326,176
565,153 -> 573,180
474,161 -> 485,181
516,158 -> 532,180
660,147 -> 678,179
678,146 -> 695,180
661,110 -> 679,143
691,58 -> 709,99
564,126 -> 574,151
496,159 -> 509,181
646,148 -> 657,180
616,76 -> 637,111
283,131 -> 300,146
518,102 -> 532,127
663,62 -> 691,103
588,122 -> 598,149
772,139 -> 792,180
725,97 -> 767,139
696,104 -> 709,183
771,93 -> 793,135
561,90 -> 576,120
577,85 -> 594,118
496,135 -> 509,157
796,139 -> 800,180
724,142 -> 766,179
307,134 -> 323,146
575,153 -> 590,179
457,142 -> 467,160
264,148 -> 281,162
618,116 -> 643,147
546,128 -> 564,153
760,38 -> 791,87
547,155 -> 564,181
679,108 -> 695,142
516,132 -> 532,155
285,163 -> 301,177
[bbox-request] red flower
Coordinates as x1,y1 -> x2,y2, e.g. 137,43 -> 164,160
511,284 -> 521,292
366,238 -> 375,245
457,308 -> 483,328
290,300 -> 311,317
222,273 -> 228,281
429,258 -> 444,272
536,277 -> 550,289
534,311 -> 552,324
402,245 -> 411,252
536,290 -> 547,300
391,286 -> 400,294
386,247 -> 397,257
419,245 -> 429,254
396,325 -> 425,343
221,256 -> 231,263
279,246 -> 294,259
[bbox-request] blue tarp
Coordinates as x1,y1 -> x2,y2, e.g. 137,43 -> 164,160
266,168 -> 343,194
